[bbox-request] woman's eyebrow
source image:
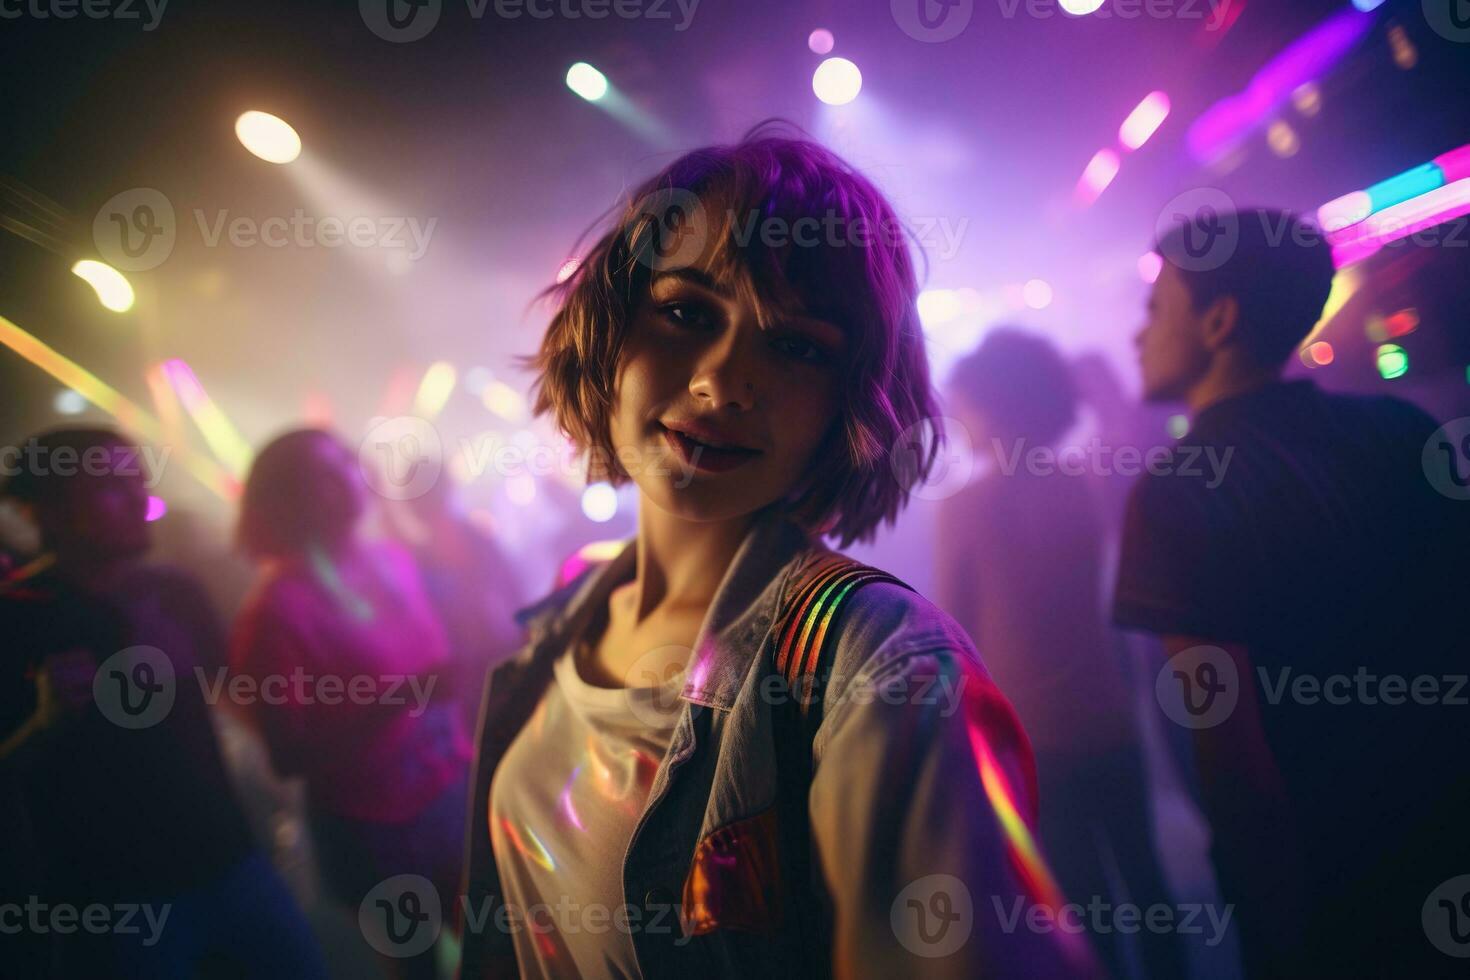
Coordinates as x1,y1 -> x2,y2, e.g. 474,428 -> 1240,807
650,268 -> 727,297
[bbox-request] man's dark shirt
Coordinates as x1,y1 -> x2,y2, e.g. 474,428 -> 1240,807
1113,379 -> 1466,965
0,563 -> 254,904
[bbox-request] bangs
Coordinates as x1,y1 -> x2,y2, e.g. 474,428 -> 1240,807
629,147 -> 909,350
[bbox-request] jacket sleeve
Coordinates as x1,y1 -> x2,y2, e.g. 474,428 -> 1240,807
808,583 -> 1099,979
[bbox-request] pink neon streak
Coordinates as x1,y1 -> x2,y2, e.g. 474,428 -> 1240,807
1119,92 -> 1170,151
161,358 -> 207,411
1433,144 -> 1470,184
1319,191 -> 1373,234
1075,149 -> 1121,206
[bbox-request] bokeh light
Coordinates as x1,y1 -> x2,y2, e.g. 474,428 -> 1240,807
53,388 -> 87,415
808,28 -> 834,55
581,483 -> 618,522
1023,279 -> 1053,310
71,260 -> 134,313
1375,344 -> 1409,380
1075,149 -> 1120,205
1138,252 -> 1163,284
1119,92 -> 1170,151
813,58 -> 862,106
1301,341 -> 1335,367
1268,120 -> 1300,158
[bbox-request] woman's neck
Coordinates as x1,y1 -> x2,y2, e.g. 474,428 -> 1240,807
625,499 -> 758,625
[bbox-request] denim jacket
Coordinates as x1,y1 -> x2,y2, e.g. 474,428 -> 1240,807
459,506 -> 1090,979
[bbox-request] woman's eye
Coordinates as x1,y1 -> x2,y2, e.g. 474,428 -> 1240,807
772,334 -> 829,364
659,302 -> 711,329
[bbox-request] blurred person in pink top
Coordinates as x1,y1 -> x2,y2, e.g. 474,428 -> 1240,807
229,429 -> 471,980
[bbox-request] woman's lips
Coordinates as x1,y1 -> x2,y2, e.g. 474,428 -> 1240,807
660,424 -> 762,473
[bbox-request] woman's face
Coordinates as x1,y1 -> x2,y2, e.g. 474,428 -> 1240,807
606,262 -> 847,526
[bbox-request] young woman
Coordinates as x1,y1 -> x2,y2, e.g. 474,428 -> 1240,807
230,429 -> 472,980
460,124 -> 1092,979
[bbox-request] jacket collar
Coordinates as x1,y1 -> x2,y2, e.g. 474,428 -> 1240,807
512,505 -> 816,712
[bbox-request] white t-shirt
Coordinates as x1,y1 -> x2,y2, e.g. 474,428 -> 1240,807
489,637 -> 686,978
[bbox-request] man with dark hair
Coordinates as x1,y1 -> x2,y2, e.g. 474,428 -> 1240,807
1116,209 -> 1466,976
0,427 -> 325,977
938,329 -> 1184,980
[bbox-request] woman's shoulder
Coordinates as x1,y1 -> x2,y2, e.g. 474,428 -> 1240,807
781,548 -> 976,670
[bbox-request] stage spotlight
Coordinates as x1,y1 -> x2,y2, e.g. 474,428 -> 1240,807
1060,0 -> 1105,13
566,63 -> 609,102
235,111 -> 301,164
71,260 -> 135,313
812,57 -> 862,106
146,496 -> 169,522
808,29 -> 834,54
